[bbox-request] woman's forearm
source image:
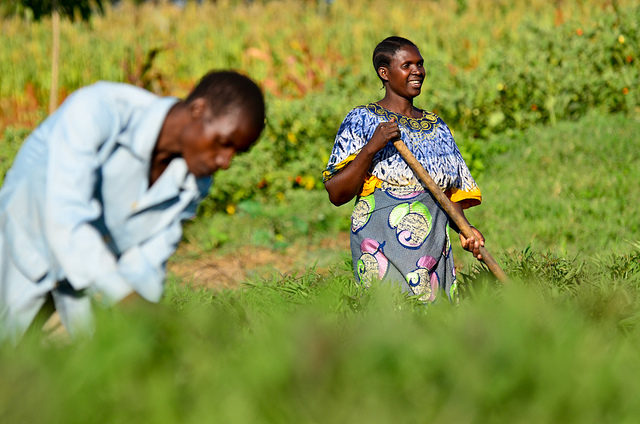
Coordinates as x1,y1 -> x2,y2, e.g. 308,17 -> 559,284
324,146 -> 378,206
325,119 -> 400,206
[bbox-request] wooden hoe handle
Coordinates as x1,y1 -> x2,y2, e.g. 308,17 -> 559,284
393,139 -> 508,282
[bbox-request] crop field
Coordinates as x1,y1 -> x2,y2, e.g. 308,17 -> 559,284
1,0 -> 640,422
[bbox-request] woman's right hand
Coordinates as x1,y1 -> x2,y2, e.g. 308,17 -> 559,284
324,118 -> 401,206
367,117 -> 401,153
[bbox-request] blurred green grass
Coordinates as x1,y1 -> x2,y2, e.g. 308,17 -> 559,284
2,0 -> 639,212
3,254 -> 640,423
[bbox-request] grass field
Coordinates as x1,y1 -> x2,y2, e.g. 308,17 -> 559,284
174,110 -> 640,277
1,0 -> 640,422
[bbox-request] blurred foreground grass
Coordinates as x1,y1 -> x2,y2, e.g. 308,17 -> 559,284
2,254 -> 640,423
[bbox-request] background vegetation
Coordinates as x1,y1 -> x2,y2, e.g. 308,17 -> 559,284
1,0 -> 638,208
1,0 -> 639,422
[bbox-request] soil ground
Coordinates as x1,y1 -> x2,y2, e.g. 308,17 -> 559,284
168,232 -> 350,290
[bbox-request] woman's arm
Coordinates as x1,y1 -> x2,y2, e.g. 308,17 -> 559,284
325,118 -> 400,206
450,201 -> 485,260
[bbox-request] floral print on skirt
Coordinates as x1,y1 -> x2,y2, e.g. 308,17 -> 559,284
350,185 -> 458,303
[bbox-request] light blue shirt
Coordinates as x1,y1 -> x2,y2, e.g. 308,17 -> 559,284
0,82 -> 211,337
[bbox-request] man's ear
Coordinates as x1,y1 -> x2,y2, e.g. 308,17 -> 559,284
189,98 -> 207,119
377,66 -> 388,82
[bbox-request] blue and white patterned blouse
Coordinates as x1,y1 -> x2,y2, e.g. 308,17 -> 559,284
323,103 -> 481,205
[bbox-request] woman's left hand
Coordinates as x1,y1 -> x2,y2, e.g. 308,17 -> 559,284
459,226 -> 485,261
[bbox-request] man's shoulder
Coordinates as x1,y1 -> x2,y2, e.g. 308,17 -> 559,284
84,81 -> 158,104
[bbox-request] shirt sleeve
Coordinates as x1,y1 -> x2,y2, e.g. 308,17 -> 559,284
322,107 -> 370,182
112,219 -> 183,302
113,179 -> 208,303
439,121 -> 482,209
44,86 -> 134,303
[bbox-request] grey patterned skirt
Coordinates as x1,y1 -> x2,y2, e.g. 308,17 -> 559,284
350,185 -> 458,302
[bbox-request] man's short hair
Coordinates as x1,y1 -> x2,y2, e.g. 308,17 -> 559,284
186,70 -> 265,132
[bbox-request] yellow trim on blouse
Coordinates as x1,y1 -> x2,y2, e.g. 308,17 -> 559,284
360,175 -> 383,196
322,152 -> 358,182
324,150 -> 482,208
447,186 -> 482,209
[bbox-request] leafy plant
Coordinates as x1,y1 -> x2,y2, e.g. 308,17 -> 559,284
1,0 -> 105,113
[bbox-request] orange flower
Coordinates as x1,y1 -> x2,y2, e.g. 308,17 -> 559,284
576,28 -> 583,36
295,175 -> 302,184
626,55 -> 633,63
622,87 -> 629,95
531,104 -> 538,111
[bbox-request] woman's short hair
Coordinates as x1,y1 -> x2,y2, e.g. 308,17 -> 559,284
186,70 -> 265,132
372,36 -> 418,82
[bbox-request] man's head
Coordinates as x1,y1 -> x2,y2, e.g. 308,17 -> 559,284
180,71 -> 265,177
185,70 -> 265,135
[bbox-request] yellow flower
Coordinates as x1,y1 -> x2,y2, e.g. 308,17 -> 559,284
226,204 -> 236,215
287,132 -> 297,144
304,177 -> 315,190
618,35 -> 625,44
496,83 -> 505,91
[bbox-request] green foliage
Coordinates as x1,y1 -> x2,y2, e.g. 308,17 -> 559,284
0,127 -> 29,185
1,0 -> 638,211
595,242 -> 640,283
448,10 -> 640,136
182,111 -> 640,270
460,111 -> 640,267
203,90 -> 356,212
185,189 -> 351,253
203,1 -> 640,210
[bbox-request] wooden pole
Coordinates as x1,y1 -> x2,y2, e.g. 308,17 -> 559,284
393,139 -> 508,282
49,3 -> 60,114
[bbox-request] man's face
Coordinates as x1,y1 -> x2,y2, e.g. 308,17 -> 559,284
181,101 -> 260,177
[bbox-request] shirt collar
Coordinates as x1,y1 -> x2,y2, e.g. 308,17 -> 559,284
129,96 -> 179,161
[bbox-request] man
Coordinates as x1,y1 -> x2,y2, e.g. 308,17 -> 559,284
0,70 -> 265,342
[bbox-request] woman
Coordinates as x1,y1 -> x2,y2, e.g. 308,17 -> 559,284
323,36 -> 484,302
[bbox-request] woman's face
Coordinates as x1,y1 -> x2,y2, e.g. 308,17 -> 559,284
379,45 -> 425,99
